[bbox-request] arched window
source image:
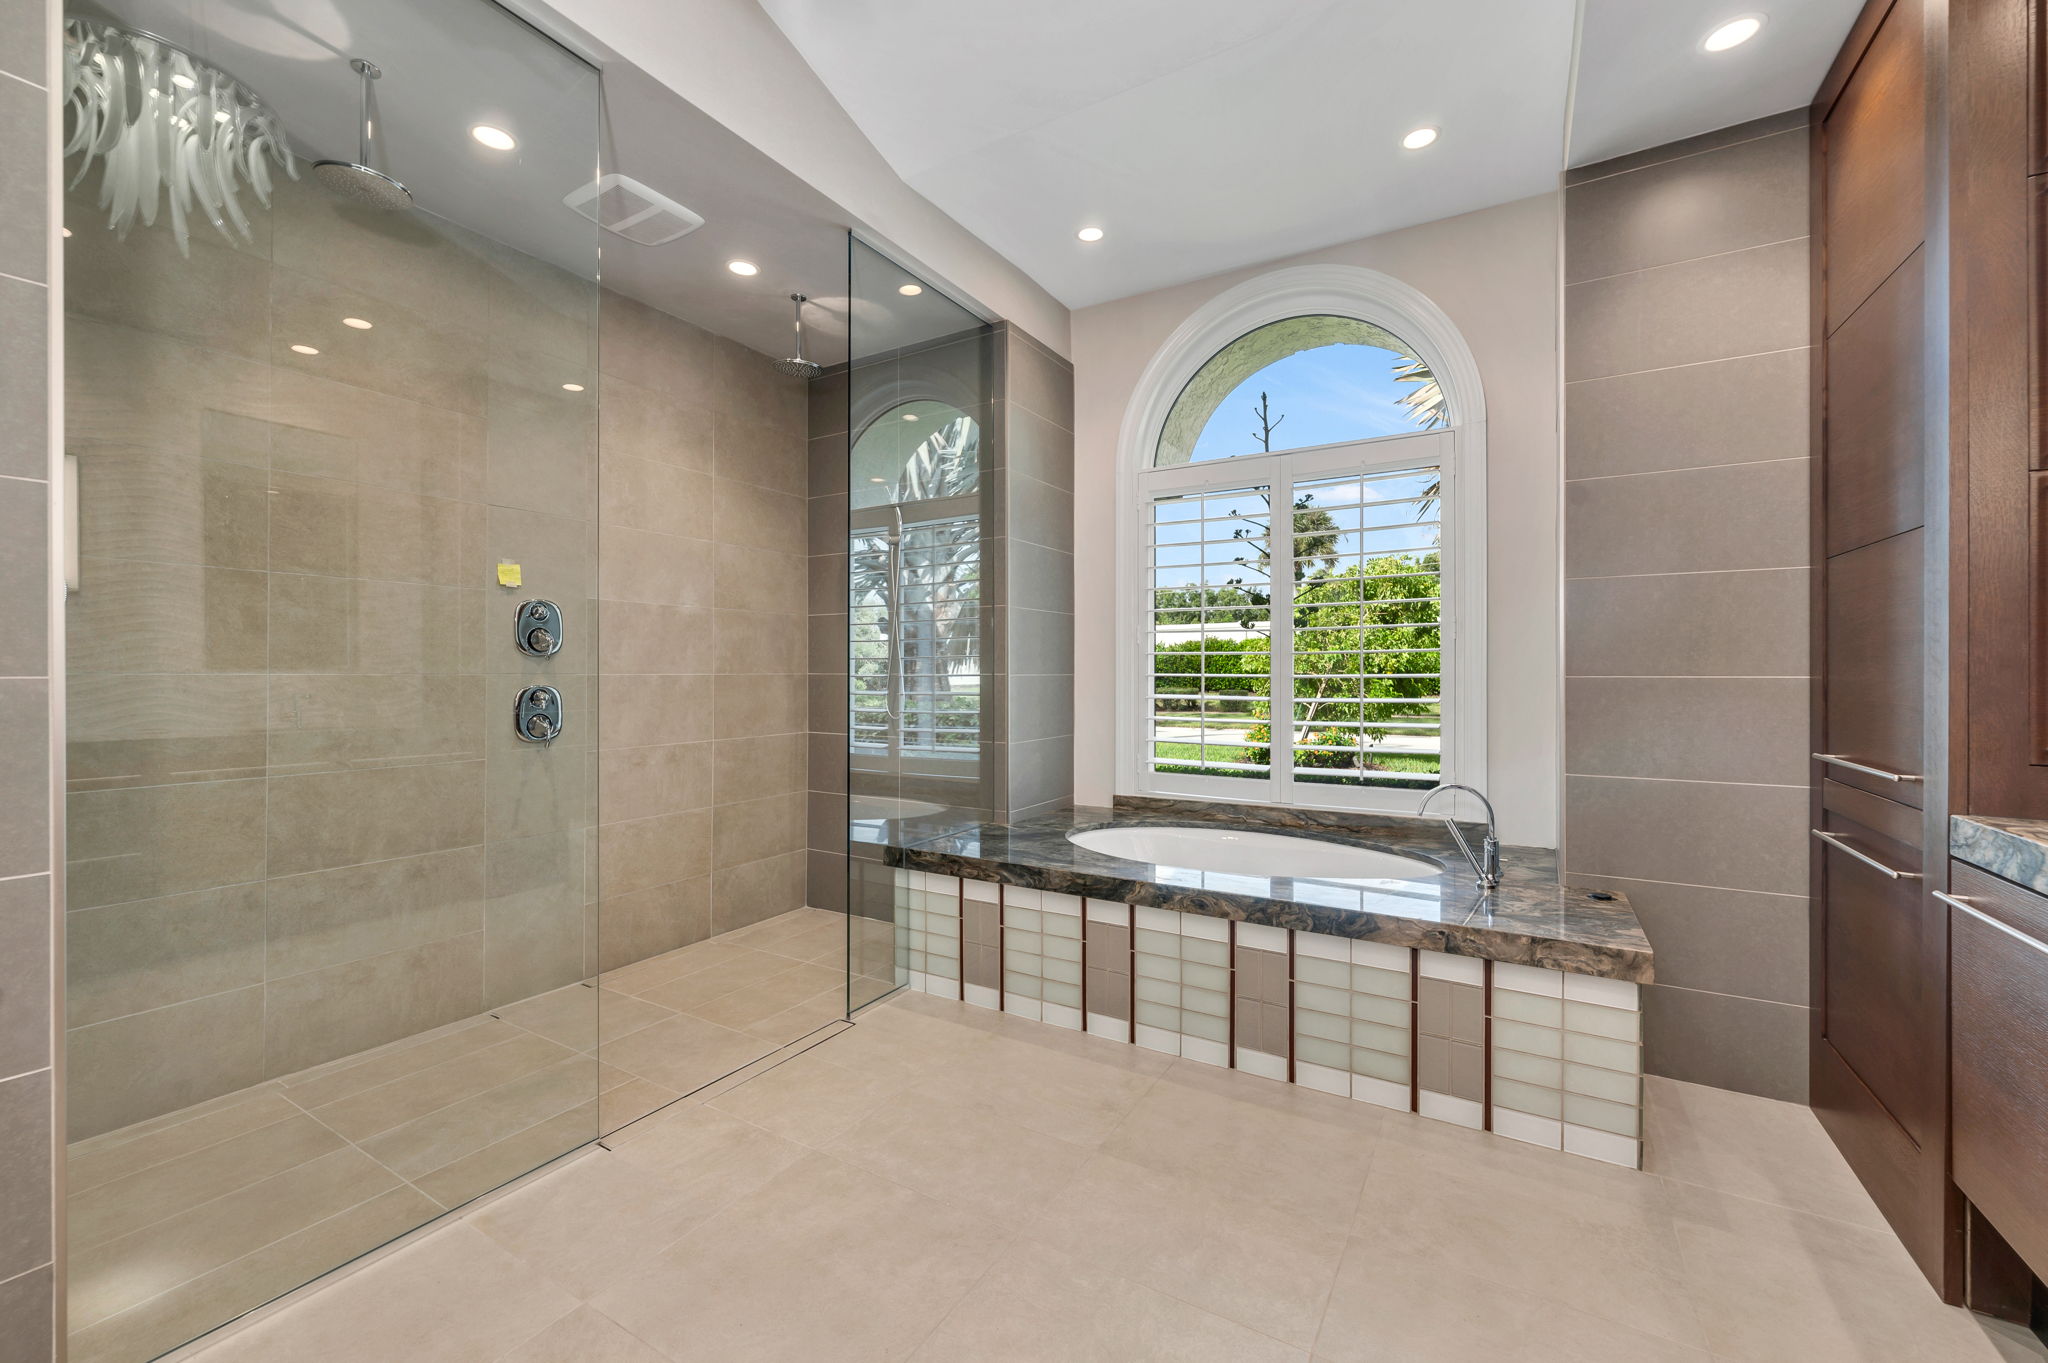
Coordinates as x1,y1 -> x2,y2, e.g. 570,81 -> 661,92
1119,266 -> 1484,815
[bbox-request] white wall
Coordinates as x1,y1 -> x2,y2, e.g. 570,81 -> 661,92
533,0 -> 1072,356
1070,192 -> 1563,847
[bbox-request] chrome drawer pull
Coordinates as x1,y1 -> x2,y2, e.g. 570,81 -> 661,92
1938,892 -> 2048,957
1811,828 -> 1922,880
1812,753 -> 1923,783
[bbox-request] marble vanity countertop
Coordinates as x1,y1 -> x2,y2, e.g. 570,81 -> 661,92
878,799 -> 1653,982
1952,815 -> 2048,896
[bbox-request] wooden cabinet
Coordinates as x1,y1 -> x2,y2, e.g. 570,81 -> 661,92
1949,863 -> 2048,1279
1812,0 -> 1956,1297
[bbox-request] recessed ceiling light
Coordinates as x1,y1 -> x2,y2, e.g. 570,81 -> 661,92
1402,126 -> 1440,151
1702,15 -> 1764,51
1076,226 -> 1105,243
902,412 -> 919,421
170,73 -> 195,90
868,477 -> 886,483
470,124 -> 517,151
290,344 -> 319,355
561,383 -> 585,392
899,284 -> 923,296
342,316 -> 372,330
727,259 -> 759,277
61,227 -> 71,238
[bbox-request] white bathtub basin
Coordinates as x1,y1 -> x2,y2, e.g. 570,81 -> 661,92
1067,826 -> 1440,882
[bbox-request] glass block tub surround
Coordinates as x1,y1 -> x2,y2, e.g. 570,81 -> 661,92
882,802 -> 1651,1167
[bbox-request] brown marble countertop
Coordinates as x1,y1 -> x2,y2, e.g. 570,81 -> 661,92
874,797 -> 1653,982
1952,815 -> 2048,897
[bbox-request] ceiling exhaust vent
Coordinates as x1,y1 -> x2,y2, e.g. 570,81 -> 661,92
563,173 -> 705,246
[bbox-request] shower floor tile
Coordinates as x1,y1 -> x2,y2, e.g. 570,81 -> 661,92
172,989 -> 2047,1363
66,907 -> 854,1363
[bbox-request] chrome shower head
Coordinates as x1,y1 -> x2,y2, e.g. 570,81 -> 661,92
774,294 -> 823,380
313,58 -> 412,211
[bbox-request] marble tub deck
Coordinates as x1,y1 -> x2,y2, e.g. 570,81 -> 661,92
1952,814 -> 2048,896
875,800 -> 1653,983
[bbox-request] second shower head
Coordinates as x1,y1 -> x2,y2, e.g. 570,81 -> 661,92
773,294 -> 824,380
313,57 -> 412,211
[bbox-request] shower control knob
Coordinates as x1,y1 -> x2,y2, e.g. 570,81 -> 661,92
513,599 -> 564,657
525,712 -> 557,740
514,684 -> 563,744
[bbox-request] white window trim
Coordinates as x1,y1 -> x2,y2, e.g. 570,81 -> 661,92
1113,264 -> 1487,819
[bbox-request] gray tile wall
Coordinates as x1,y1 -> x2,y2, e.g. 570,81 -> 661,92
0,0 -> 55,1355
1563,110 -> 1813,1102
805,369 -> 851,913
991,325 -> 1076,821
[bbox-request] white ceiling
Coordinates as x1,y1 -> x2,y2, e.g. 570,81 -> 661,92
760,0 -> 1579,310
1569,0 -> 1867,167
760,0 -> 1865,311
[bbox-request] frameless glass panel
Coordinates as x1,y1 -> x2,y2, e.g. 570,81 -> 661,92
1154,315 -> 1446,466
60,2 -> 600,1356
844,238 -> 995,1009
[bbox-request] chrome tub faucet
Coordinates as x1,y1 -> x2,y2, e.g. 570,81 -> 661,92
1419,784 -> 1501,890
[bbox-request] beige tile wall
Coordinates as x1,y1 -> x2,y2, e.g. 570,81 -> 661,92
596,294 -> 810,965
1562,111 -> 1813,1102
61,171 -> 811,1140
0,0 -> 55,1353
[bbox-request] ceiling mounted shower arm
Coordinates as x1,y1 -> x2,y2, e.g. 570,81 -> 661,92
351,58 -> 381,171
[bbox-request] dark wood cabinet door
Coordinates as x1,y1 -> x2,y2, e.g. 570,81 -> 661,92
1824,0 -> 1926,334
1818,801 -> 1936,1145
1825,529 -> 1927,804
1826,247 -> 1927,556
1949,862 -> 2048,1278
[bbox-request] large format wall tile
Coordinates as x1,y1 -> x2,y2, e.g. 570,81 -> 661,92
1566,349 -> 1810,480
1566,458 -> 1809,579
1566,129 -> 1808,283
0,875 -> 50,1078
1566,775 -> 1807,897
67,778 -> 265,909
65,883 -> 266,1028
0,273 -> 46,480
67,988 -> 266,1140
1572,874 -> 1807,1005
266,761 -> 487,878
1641,984 -> 1808,1102
1565,569 -> 1809,677
1566,238 -> 1809,382
1565,677 -> 1808,785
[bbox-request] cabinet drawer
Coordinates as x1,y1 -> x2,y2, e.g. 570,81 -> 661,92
1949,861 -> 2048,1277
1824,528 -> 1926,807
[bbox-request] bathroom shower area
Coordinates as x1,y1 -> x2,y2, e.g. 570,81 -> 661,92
57,1 -> 872,1358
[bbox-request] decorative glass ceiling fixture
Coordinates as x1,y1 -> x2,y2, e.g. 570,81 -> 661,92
63,18 -> 297,255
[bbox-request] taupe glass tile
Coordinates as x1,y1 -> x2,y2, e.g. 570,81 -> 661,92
263,933 -> 484,1077
66,777 -> 265,909
1566,349 -> 1810,480
1567,459 -> 1809,579
1566,677 -> 1809,785
597,601 -> 714,676
1565,569 -> 1809,677
0,1070 -> 51,1281
598,810 -> 711,899
267,673 -> 484,775
716,609 -> 805,676
1565,774 -> 1807,896
712,732 -> 805,807
68,559 -> 266,674
1642,984 -> 1808,1101
599,526 -> 716,610
600,455 -> 712,541
265,760 -> 486,877
714,477 -> 805,550
713,543 -> 807,617
713,673 -> 805,740
1566,129 -> 1807,283
599,674 -> 715,749
66,882 -> 264,1029
0,274 -> 47,481
268,576 -> 480,676
1565,239 -> 1809,382
65,987 -> 265,1140
600,742 -> 712,822
711,793 -> 804,870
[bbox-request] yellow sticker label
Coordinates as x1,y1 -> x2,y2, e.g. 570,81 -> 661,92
496,562 -> 522,588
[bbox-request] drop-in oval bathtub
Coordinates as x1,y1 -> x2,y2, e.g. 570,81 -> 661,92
1066,825 -> 1440,882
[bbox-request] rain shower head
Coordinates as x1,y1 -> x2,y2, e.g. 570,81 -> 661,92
773,294 -> 824,380
314,58 -> 412,211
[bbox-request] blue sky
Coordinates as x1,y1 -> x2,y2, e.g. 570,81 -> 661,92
1188,343 -> 1425,463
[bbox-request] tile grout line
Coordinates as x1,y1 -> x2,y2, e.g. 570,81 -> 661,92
1565,234 -> 1811,287
1565,456 -> 1809,484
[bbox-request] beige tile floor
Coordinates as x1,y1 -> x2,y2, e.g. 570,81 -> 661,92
164,987 -> 2048,1363
68,908 -> 861,1363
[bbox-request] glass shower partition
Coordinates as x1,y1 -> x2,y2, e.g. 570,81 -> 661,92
843,239 -> 996,1007
60,4 -> 603,1358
